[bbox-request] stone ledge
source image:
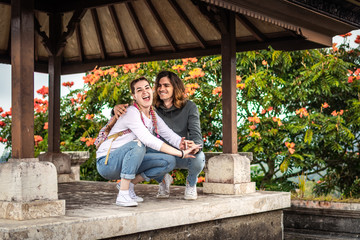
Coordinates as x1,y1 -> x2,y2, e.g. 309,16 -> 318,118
0,200 -> 65,220
0,182 -> 290,239
203,182 -> 256,195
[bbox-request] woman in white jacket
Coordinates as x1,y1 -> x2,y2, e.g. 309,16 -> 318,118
96,77 -> 199,207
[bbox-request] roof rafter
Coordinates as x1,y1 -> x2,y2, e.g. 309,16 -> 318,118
91,8 -> 107,59
108,5 -> 129,58
168,0 -> 206,49
144,0 -> 177,52
236,14 -> 267,42
76,24 -> 84,62
34,16 -> 52,55
125,2 -> 151,54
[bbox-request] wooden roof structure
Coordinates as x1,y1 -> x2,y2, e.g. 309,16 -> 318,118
0,0 -> 359,75
2,0 -> 360,158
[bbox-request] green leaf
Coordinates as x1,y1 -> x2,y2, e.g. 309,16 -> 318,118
304,129 -> 313,144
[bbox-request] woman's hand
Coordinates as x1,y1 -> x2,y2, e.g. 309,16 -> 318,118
179,138 -> 199,154
183,144 -> 202,158
114,104 -> 129,119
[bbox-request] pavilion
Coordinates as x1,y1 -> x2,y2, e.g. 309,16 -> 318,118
0,0 -> 359,238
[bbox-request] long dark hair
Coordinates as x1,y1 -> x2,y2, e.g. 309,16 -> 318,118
154,71 -> 187,108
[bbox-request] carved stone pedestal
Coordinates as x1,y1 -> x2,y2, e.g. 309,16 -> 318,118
203,154 -> 256,195
0,158 -> 65,220
39,152 -> 71,183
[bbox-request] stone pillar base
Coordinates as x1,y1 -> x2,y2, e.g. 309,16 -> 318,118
0,200 -> 65,220
203,182 -> 256,195
0,158 -> 65,220
203,153 -> 256,195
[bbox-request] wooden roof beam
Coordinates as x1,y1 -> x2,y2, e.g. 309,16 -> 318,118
168,0 -> 206,49
236,14 -> 267,42
75,24 -> 84,62
145,0 -> 177,52
125,2 -> 151,54
108,5 -> 129,58
91,8 -> 106,60
34,16 -> 52,55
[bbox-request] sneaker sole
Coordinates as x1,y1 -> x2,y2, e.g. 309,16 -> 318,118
135,198 -> 144,203
184,196 -> 197,200
156,194 -> 170,199
116,201 -> 138,207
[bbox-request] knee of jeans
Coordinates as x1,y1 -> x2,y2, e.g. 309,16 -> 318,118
131,140 -> 146,155
192,152 -> 205,171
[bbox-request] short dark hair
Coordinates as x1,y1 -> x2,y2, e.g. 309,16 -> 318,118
130,77 -> 150,94
154,71 -> 187,109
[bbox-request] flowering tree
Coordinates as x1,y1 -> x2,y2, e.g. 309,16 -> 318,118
1,34 -> 359,196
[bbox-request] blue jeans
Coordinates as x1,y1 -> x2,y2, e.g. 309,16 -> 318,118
137,148 -> 176,182
97,140 -> 146,180
147,148 -> 205,187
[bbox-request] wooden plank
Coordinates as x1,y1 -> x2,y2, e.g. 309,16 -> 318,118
91,8 -> 106,59
145,0 -> 176,52
108,5 -> 129,57
34,16 -> 52,55
48,13 -> 62,153
11,0 -> 35,158
236,14 -> 267,42
125,2 -> 151,54
168,0 -> 206,48
76,24 -> 84,62
221,10 -> 237,154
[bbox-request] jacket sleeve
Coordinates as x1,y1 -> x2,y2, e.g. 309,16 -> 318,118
187,101 -> 203,146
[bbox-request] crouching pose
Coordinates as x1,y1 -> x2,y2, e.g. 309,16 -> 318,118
96,77 -> 200,207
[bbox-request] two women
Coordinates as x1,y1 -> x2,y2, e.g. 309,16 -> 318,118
96,77 -> 199,207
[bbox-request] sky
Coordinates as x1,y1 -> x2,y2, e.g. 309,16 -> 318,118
0,30 -> 359,155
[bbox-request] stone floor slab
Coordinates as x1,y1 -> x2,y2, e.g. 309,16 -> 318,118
0,181 -> 290,240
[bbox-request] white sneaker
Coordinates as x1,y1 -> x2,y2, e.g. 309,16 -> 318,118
156,173 -> 173,198
184,182 -> 197,200
116,182 -> 143,203
116,191 -> 138,207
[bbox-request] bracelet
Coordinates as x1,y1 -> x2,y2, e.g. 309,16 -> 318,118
180,150 -> 185,159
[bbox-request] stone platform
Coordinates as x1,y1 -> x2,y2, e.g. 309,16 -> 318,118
0,181 -> 290,239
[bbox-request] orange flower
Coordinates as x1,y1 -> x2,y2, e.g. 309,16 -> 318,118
355,35 -> 360,44
86,114 -> 94,120
212,87 -> 222,97
0,121 -> 5,127
261,109 -> 266,114
262,60 -> 268,66
44,122 -> 48,130
339,32 -> 352,37
236,76 -> 242,83
172,65 -> 186,73
288,148 -> 296,154
80,137 -> 86,142
285,141 -> 295,154
34,135 -> 43,145
197,176 -> 205,183
36,86 -> 49,97
123,63 -> 141,73
182,58 -> 198,65
0,107 -> 3,113
331,110 -> 338,116
295,108 -> 309,118
2,138 -> 7,143
249,125 -> 256,130
348,76 -> 354,83
189,68 -> 205,78
332,43 -> 338,52
322,102 -> 329,108
339,110 -> 344,115
236,83 -> 245,89
62,81 -> 74,87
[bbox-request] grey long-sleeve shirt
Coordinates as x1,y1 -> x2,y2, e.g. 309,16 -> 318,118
155,100 -> 203,146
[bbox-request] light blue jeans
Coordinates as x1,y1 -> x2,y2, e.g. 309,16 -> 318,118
147,148 -> 205,186
97,140 -> 146,180
137,147 -> 176,182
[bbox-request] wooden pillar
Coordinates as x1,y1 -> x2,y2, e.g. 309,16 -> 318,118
221,11 -> 237,154
11,0 -> 35,158
48,13 -> 62,153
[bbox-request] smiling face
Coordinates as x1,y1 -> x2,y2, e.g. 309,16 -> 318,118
157,77 -> 174,102
132,80 -> 153,109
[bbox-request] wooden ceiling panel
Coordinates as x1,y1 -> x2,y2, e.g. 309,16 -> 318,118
0,4 -> 10,52
151,0 -> 197,45
63,12 -> 80,60
35,12 -> 50,59
235,18 -> 254,38
80,10 -> 101,58
132,0 -> 168,47
96,6 -> 123,53
114,3 -> 145,52
249,17 -> 286,34
176,0 -> 220,41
